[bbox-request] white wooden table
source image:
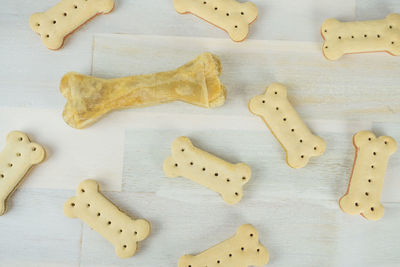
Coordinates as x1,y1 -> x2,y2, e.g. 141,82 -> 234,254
1,1 -> 400,266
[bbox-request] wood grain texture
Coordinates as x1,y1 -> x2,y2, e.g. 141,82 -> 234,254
1,0 -> 400,267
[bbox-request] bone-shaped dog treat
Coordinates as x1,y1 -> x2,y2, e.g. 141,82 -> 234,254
178,224 -> 269,267
174,0 -> 258,42
163,136 -> 251,204
29,0 -> 115,50
339,131 -> 397,221
64,179 -> 151,258
60,52 -> 226,129
0,131 -> 45,216
249,83 -> 326,168
321,13 -> 400,60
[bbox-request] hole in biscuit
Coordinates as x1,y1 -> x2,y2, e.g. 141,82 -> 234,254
235,192 -> 239,196
299,139 -> 303,143
134,231 -> 138,235
338,36 -> 341,40
371,207 -> 374,211
371,165 -> 374,169
226,13 -> 229,16
16,152 -> 21,157
36,23 -> 40,27
87,203 -> 90,207
214,173 -> 218,176
46,34 -> 50,38
71,203 -> 75,207
202,167 -> 206,171
274,91 -> 278,95
241,247 -> 244,251
74,5 -> 78,9
174,163 -> 178,167
314,147 -> 317,150
229,253 -> 232,257
373,152 -> 376,156
226,178 -> 230,182
32,147 -> 37,151
63,12 -> 67,16
262,100 -> 266,103
242,176 -> 246,181
181,148 -> 185,152
364,34 -> 367,38
392,41 -> 395,45
365,192 -> 369,196
214,7 -> 218,10
241,12 -> 244,15
53,20 -> 56,24
190,162 -> 193,165
384,141 -> 388,145
250,233 -> 253,237
97,212 -> 101,216
119,229 -> 123,233
368,138 -> 371,141
351,36 -> 354,38
18,137 -> 23,141
276,107 -> 279,110
0,174 -> 4,178
325,46 -> 328,49
283,118 -> 287,121
108,221 -> 111,225
203,1 -> 206,4
123,245 -> 127,248
377,34 -> 380,38
257,248 -> 260,252
291,129 -> 295,132
217,260 -> 220,264
324,29 -> 327,33
235,25 -> 238,28
301,155 -> 304,158
355,202 -> 359,207
368,179 -> 372,183
81,189 -> 85,193
8,163 -> 13,167
389,25 -> 393,29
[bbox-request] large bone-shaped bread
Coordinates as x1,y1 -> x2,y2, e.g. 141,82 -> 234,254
249,83 -> 326,168
163,136 -> 251,204
178,224 -> 269,267
321,13 -> 400,60
174,0 -> 258,42
61,52 -> 226,129
29,0 -> 114,50
64,179 -> 151,258
339,131 -> 397,221
0,131 -> 45,216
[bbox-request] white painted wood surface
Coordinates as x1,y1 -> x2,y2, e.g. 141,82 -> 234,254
1,1 -> 400,266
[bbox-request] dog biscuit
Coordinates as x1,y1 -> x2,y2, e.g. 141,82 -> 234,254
64,179 -> 151,258
29,0 -> 115,50
178,224 -> 269,267
61,53 -> 226,129
173,0 -> 258,42
163,136 -> 251,204
0,131 -> 45,216
339,131 -> 397,221
321,13 -> 400,60
249,83 -> 326,169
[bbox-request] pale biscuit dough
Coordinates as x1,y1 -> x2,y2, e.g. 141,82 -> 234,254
64,179 -> 151,258
60,52 -> 226,129
174,0 -> 258,42
163,136 -> 251,204
0,131 -> 45,216
29,0 -> 115,50
249,83 -> 326,169
339,131 -> 397,221
321,13 -> 400,60
178,224 -> 269,267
